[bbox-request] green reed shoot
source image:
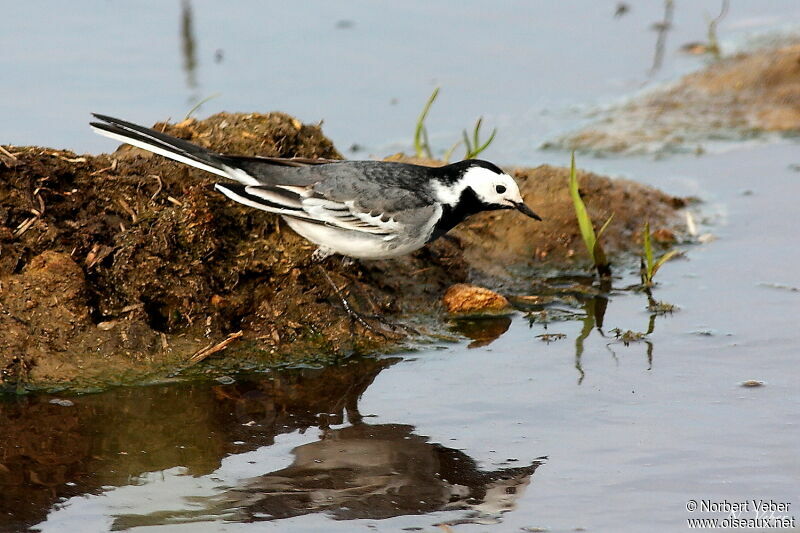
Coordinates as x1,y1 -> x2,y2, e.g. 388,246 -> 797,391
641,220 -> 678,287
463,117 -> 497,159
568,152 -> 613,277
442,140 -> 461,163
184,92 -> 222,120
413,87 -> 497,161
414,87 -> 439,158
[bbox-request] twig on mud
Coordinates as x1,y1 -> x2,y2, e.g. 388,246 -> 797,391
0,145 -> 18,161
31,189 -> 46,216
120,303 -> 144,314
13,217 -> 37,238
85,244 -> 115,269
188,330 -> 243,365
117,198 -> 138,222
149,174 -> 163,200
90,159 -> 118,176
58,155 -> 87,163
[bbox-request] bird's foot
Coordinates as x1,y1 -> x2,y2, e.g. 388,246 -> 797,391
316,266 -> 416,339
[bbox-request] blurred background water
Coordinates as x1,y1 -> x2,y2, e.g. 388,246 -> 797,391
2,0 -> 797,162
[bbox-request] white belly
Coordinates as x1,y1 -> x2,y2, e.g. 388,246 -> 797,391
283,217 -> 427,259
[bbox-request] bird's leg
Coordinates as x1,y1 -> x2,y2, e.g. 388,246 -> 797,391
311,246 -> 416,337
338,269 -> 419,336
316,265 -> 397,338
337,272 -> 419,337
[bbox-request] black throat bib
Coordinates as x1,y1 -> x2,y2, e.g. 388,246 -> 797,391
429,187 -> 499,242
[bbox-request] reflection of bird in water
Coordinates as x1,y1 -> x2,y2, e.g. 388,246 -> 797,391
110,423 -> 544,528
105,359 -> 545,529
209,423 -> 543,522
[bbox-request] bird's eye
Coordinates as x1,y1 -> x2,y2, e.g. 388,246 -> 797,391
495,185 -> 506,194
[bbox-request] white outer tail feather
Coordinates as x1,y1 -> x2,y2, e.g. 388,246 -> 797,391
90,125 -> 261,186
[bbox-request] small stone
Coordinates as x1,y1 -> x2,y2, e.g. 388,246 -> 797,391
741,380 -> 764,387
97,321 -> 116,331
651,228 -> 676,244
210,294 -> 227,307
442,284 -> 510,315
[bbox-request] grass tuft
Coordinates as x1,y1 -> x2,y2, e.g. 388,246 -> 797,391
640,220 -> 678,287
463,117 -> 497,159
414,87 -> 439,158
412,88 -> 497,161
568,152 -> 613,277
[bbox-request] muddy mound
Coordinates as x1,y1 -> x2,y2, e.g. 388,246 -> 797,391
553,42 -> 800,154
1,112 -> 684,388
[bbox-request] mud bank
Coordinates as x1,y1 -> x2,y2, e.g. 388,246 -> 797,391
0,112 -> 684,389
553,42 -> 800,154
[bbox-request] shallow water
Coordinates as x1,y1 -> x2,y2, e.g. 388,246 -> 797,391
2,2 -> 800,532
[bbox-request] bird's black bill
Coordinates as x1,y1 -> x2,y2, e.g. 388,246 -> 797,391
513,201 -> 542,221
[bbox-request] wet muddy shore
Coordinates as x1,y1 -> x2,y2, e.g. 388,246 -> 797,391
553,41 -> 800,154
1,113 -> 684,390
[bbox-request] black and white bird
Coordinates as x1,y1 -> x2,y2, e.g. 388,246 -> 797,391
90,114 -> 541,260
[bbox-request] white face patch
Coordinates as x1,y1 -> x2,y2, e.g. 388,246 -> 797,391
457,166 -> 525,207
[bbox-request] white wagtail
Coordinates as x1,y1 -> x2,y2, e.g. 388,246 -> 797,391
90,114 -> 541,262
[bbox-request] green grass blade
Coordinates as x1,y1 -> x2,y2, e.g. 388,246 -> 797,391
462,129 -> 473,156
471,128 -> 497,158
643,219 -> 677,284
651,249 -> 678,279
414,87 -> 439,158
473,117 -> 482,149
184,92 -> 221,120
463,118 -> 497,158
597,213 -> 614,239
443,140 -> 461,163
592,240 -> 609,270
643,220 -> 654,280
422,127 -> 432,158
592,214 -> 614,275
568,152 -> 597,258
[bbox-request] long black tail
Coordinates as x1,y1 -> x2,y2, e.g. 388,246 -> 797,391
89,114 -> 260,184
